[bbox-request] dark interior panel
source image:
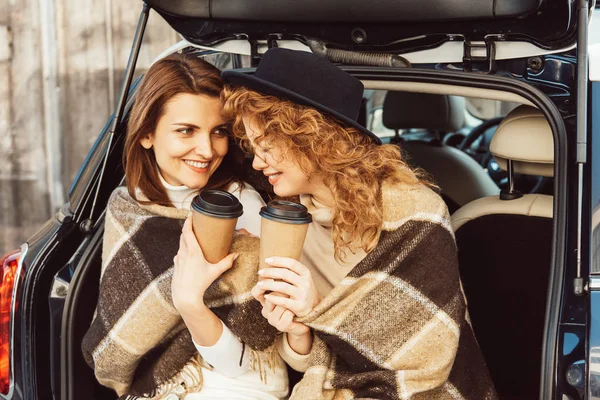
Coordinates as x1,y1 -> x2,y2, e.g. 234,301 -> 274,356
146,0 -> 542,21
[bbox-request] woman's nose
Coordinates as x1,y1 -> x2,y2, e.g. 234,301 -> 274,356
194,134 -> 214,159
252,153 -> 267,170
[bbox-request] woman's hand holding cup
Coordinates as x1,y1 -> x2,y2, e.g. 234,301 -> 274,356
259,294 -> 310,337
252,200 -> 316,354
253,256 -> 321,318
171,215 -> 238,316
252,256 -> 319,355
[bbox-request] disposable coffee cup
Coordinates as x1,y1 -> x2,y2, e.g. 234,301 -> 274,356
191,190 -> 243,264
259,201 -> 313,271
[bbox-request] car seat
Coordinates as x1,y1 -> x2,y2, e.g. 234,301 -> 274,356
382,91 -> 499,213
451,105 -> 554,399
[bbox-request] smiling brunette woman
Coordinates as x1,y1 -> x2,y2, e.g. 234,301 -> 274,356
82,54 -> 291,399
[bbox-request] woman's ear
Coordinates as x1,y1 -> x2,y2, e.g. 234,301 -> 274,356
140,134 -> 153,149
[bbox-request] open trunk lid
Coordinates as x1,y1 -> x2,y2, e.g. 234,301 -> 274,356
144,0 -> 590,63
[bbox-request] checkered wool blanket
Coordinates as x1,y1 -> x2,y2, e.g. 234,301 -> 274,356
81,187 -> 278,398
291,183 -> 498,400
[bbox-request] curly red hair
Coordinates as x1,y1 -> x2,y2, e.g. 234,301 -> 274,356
222,86 -> 433,260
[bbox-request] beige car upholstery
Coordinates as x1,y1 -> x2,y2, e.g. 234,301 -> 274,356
490,105 -> 554,177
364,80 -> 536,106
401,141 -> 500,207
453,105 -> 554,226
452,194 -> 553,231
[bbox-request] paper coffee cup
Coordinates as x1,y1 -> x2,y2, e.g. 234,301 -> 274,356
259,201 -> 312,271
191,190 -> 243,264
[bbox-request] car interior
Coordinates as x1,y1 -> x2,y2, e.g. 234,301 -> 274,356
377,91 -> 500,213
62,56 -> 556,400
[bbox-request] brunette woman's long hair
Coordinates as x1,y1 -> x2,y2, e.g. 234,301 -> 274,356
123,54 -> 244,206
222,87 -> 435,261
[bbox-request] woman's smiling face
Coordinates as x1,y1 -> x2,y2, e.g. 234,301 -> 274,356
242,116 -> 316,198
141,93 -> 229,189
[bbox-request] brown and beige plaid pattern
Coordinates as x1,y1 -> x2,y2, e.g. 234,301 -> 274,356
292,183 -> 498,400
82,187 -> 278,398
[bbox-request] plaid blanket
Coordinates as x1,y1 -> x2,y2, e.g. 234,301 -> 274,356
82,187 -> 278,398
292,183 -> 498,400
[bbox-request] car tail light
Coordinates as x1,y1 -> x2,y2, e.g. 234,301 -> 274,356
0,249 -> 22,395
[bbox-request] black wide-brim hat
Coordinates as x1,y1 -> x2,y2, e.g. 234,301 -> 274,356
221,48 -> 381,145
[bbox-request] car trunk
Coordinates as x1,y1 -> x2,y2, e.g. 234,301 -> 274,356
60,1 -> 581,399
61,70 -> 570,400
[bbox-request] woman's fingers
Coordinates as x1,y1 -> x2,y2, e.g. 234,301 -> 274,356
258,267 -> 302,286
181,217 -> 202,255
264,299 -> 276,313
179,231 -> 187,254
261,299 -> 275,318
264,293 -> 303,316
266,301 -> 284,320
259,296 -> 311,336
254,261 -> 320,319
265,257 -> 309,276
266,303 -> 288,328
184,213 -> 193,227
252,283 -> 267,305
178,217 -> 194,256
279,309 -> 295,326
252,280 -> 288,305
256,279 -> 300,298
213,252 -> 238,276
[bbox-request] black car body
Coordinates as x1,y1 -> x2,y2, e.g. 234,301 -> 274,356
1,0 -> 599,399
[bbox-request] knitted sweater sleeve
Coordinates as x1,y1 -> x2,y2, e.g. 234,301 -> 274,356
276,333 -> 311,372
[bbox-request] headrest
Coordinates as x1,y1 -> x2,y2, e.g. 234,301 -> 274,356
490,105 -> 554,177
382,91 -> 465,132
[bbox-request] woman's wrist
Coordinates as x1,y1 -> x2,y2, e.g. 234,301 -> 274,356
180,304 -> 224,347
286,330 -> 313,355
178,301 -> 210,320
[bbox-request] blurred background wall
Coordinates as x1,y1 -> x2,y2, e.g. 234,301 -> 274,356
0,0 -> 178,254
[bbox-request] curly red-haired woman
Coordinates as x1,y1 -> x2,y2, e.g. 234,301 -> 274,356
222,48 -> 498,400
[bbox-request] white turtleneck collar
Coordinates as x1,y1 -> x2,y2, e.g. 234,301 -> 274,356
158,171 -> 198,210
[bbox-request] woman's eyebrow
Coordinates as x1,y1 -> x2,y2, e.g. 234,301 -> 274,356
171,122 -> 200,128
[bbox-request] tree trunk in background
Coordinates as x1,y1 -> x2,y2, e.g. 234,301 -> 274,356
0,0 -> 178,255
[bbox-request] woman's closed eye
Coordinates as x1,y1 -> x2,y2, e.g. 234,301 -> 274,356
245,141 -> 270,158
212,126 -> 230,138
254,141 -> 272,155
251,146 -> 269,163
